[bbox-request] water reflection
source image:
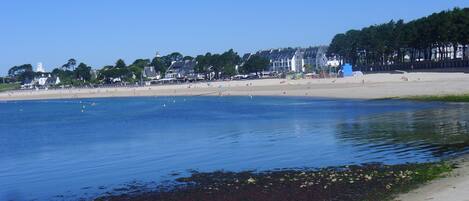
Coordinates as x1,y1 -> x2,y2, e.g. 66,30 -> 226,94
336,104 -> 469,158
1,97 -> 469,200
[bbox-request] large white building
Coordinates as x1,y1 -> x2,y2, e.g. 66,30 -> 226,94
252,47 -> 324,73
255,48 -> 300,72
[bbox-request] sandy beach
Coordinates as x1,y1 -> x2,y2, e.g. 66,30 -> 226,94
1,72 -> 469,101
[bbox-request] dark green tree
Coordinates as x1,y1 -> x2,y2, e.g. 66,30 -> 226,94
183,56 -> 194,61
8,64 -> 33,77
195,53 -> 212,74
115,59 -> 127,69
131,59 -> 150,68
74,63 -> 92,81
219,49 -> 241,78
150,56 -> 168,75
168,52 -> 183,62
62,58 -> 77,70
241,55 -> 269,74
328,8 -> 469,65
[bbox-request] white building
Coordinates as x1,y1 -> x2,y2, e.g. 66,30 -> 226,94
22,74 -> 60,89
431,45 -> 468,60
38,77 -> 48,86
254,47 -> 324,73
256,48 -> 303,72
36,62 -> 45,73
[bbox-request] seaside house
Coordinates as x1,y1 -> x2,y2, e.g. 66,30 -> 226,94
143,66 -> 161,80
45,76 -> 61,86
38,74 -> 60,87
303,47 -> 322,71
21,74 -> 61,89
165,60 -> 197,80
37,76 -> 48,86
256,48 -> 301,72
21,80 -> 34,89
254,47 -> 322,73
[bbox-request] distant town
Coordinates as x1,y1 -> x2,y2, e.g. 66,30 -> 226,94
2,46 -> 343,90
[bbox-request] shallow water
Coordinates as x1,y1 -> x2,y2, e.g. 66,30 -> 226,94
1,96 -> 468,200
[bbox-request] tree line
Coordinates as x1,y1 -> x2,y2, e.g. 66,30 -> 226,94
194,49 -> 268,79
328,8 -> 469,66
5,49 -> 269,85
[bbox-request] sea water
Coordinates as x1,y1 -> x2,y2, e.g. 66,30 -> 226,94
1,96 -> 468,200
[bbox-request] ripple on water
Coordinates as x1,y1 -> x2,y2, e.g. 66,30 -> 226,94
1,97 -> 469,200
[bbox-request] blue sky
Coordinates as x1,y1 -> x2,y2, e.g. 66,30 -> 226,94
0,0 -> 467,75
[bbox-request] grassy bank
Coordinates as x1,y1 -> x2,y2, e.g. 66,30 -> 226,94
402,94 -> 469,102
95,162 -> 453,201
0,83 -> 20,92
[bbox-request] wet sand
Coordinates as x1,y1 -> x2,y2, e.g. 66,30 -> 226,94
1,72 -> 469,101
396,155 -> 469,201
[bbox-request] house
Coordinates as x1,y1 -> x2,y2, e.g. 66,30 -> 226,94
21,79 -> 34,89
303,47 -> 320,71
45,76 -> 60,86
256,48 -> 301,72
143,66 -> 161,80
37,77 -> 48,86
21,74 -> 60,89
37,74 -> 60,87
254,47 -> 323,73
35,74 -> 60,87
165,60 -> 197,80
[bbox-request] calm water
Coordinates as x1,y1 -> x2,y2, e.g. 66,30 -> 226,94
1,96 -> 469,200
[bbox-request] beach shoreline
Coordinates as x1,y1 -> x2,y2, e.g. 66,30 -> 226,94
1,72 -> 469,101
396,154 -> 469,201
95,162 -> 455,201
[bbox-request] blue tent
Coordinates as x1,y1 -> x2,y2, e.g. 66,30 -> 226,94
342,63 -> 353,77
